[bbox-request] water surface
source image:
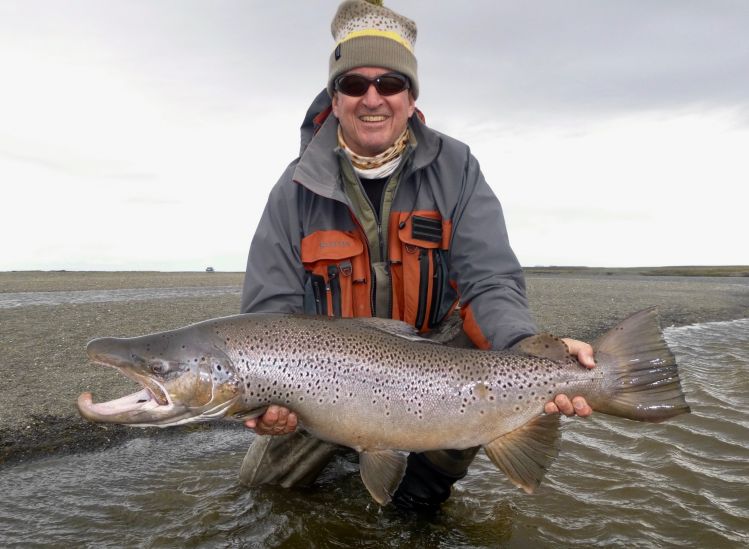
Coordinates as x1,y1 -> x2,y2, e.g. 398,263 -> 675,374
0,287 -> 240,309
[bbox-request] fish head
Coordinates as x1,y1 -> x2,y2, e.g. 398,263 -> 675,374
77,329 -> 242,427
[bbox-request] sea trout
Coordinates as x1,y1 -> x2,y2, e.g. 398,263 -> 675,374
77,307 -> 690,504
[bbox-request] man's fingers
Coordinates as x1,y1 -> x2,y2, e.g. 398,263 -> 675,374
546,394 -> 593,417
263,405 -> 282,425
243,406 -> 298,435
562,338 -> 596,369
554,394 -> 574,415
572,396 -> 593,417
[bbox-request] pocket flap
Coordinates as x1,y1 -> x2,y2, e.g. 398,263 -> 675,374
397,212 -> 443,249
302,230 -> 364,263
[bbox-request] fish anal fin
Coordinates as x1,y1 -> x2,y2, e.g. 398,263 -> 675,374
512,334 -> 570,361
359,449 -> 408,505
483,414 -> 561,494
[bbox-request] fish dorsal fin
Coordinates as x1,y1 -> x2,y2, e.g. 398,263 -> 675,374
483,413 -> 561,494
511,334 -> 570,361
355,318 -> 439,344
359,449 -> 408,505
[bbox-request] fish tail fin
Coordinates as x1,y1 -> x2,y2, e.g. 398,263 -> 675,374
589,307 -> 690,422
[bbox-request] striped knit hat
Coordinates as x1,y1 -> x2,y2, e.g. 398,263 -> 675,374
328,0 -> 419,99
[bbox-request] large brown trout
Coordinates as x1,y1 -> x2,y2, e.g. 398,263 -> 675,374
77,307 -> 690,504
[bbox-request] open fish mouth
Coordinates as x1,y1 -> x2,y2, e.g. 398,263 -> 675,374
78,389 -> 158,416
76,366 -> 179,423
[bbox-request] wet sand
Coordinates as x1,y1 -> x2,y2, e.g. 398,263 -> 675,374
2,270 -> 748,466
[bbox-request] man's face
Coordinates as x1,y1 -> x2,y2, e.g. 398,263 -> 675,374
332,66 -> 416,157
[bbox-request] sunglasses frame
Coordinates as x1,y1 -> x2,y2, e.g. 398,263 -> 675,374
334,72 -> 411,97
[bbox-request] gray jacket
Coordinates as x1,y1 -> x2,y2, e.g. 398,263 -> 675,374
241,90 -> 536,350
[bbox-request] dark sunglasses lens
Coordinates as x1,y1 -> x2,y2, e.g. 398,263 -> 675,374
337,75 -> 371,96
376,75 -> 408,95
337,74 -> 409,96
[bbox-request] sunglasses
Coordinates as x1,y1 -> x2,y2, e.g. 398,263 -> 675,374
334,72 -> 410,97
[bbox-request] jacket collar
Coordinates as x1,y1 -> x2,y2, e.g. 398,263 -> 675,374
292,91 -> 441,201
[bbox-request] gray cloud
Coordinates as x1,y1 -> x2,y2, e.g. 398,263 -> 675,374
410,0 -> 749,123
6,1 -> 746,123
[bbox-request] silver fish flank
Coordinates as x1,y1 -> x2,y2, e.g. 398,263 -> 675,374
78,307 -> 690,504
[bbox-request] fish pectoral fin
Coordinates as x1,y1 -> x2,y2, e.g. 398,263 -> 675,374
358,449 -> 408,505
511,334 -> 570,361
228,406 -> 268,420
483,413 -> 561,494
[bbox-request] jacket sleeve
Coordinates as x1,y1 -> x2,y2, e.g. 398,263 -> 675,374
449,150 -> 537,350
240,165 -> 306,314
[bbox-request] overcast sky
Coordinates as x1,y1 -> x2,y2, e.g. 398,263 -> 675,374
1,0 -> 747,271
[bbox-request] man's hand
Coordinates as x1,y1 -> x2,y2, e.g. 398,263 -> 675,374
244,405 -> 298,435
544,338 -> 595,417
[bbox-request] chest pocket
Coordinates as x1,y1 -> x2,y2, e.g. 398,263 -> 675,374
301,230 -> 370,318
389,211 -> 455,332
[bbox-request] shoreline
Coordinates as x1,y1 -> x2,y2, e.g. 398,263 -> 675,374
2,271 -> 748,467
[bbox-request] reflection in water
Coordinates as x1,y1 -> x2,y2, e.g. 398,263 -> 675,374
1,319 -> 747,548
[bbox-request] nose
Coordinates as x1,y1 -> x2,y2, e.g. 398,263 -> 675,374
361,81 -> 384,108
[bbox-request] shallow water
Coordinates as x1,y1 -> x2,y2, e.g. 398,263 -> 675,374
0,286 -> 241,308
1,319 -> 747,548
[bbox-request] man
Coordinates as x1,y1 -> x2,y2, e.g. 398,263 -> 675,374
240,0 -> 594,511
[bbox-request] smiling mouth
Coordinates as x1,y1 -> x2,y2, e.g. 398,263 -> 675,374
359,115 -> 388,122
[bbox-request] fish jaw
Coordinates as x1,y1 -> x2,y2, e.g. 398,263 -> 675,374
77,335 -> 242,427
76,388 -> 188,425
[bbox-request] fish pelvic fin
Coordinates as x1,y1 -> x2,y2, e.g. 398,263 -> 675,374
591,307 -> 691,422
483,413 -> 561,494
359,449 -> 408,505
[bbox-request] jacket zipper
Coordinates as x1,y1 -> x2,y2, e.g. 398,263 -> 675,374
428,250 -> 445,328
336,148 -> 414,319
414,249 -> 430,330
311,274 -> 327,316
328,264 -> 341,317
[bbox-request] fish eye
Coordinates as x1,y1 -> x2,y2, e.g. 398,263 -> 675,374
150,361 -> 167,375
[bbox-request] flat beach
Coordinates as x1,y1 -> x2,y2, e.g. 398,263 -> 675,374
2,269 -> 748,465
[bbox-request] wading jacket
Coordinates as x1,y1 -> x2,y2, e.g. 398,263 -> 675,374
241,90 -> 536,350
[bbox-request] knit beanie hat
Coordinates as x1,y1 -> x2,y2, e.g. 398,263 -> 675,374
328,0 -> 419,99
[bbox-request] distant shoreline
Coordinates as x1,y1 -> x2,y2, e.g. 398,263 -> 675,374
1,270 -> 748,467
523,265 -> 749,277
2,265 -> 748,289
